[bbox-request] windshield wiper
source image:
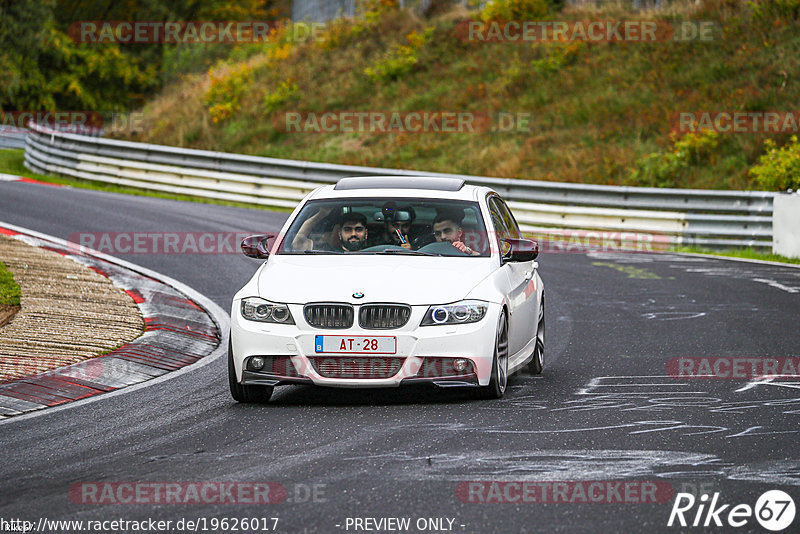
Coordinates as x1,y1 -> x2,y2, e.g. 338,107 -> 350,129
301,249 -> 343,254
369,249 -> 438,256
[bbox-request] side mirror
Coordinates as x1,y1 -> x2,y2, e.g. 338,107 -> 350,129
502,238 -> 538,262
241,234 -> 275,259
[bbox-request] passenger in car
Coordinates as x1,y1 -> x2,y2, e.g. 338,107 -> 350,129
432,213 -> 480,255
384,206 -> 416,249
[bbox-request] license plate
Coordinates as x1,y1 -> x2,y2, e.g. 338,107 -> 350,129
315,335 -> 397,354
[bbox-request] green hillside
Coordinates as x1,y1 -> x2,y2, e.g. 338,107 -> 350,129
119,0 -> 800,190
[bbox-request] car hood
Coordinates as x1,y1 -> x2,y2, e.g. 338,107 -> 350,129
257,255 -> 496,305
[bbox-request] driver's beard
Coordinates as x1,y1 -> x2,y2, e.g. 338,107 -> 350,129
342,238 -> 365,251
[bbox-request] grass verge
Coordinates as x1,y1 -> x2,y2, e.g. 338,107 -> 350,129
672,246 -> 800,266
119,1 -> 800,190
0,261 -> 21,307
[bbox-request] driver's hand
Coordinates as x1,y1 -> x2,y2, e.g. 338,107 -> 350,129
400,242 -> 411,249
452,241 -> 474,254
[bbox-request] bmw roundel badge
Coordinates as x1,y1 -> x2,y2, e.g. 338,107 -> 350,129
353,292 -> 364,299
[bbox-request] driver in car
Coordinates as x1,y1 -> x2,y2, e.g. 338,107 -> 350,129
338,212 -> 370,251
432,213 -> 480,256
291,208 -> 370,252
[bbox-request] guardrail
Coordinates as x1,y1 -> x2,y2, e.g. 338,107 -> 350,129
24,121 -> 774,249
0,127 -> 28,149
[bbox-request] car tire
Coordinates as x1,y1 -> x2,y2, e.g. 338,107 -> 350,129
228,339 -> 274,403
477,310 -> 509,399
527,296 -> 544,375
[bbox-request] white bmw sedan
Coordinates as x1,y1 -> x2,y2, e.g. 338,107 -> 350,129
229,176 -> 545,402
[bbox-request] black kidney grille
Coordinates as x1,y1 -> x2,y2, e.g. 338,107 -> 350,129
358,304 -> 411,329
304,304 -> 354,329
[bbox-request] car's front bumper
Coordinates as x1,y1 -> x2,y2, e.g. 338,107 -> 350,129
230,301 -> 500,388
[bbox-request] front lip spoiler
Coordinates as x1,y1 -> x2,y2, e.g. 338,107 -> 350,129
401,374 -> 479,387
242,371 -> 313,387
241,371 -> 479,388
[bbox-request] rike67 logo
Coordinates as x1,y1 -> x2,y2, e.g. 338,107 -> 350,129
668,490 -> 796,531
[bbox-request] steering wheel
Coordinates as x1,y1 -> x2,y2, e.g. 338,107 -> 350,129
410,232 -> 436,250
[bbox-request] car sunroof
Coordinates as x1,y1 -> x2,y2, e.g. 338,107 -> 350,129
334,176 -> 465,191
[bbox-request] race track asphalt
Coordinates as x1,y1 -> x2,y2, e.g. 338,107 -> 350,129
1,180 -> 799,533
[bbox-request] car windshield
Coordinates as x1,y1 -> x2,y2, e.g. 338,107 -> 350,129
277,198 -> 490,257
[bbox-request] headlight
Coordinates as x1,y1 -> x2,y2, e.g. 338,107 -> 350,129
421,300 -> 487,326
241,297 -> 295,324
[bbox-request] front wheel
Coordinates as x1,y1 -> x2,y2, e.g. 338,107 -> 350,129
527,297 -> 545,375
476,311 -> 509,399
228,339 -> 273,403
